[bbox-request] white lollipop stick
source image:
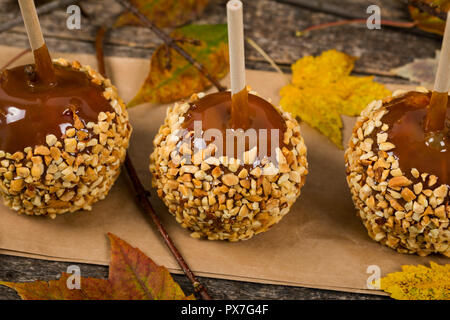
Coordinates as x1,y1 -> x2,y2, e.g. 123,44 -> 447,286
227,0 -> 246,95
17,0 -> 55,85
434,11 -> 450,93
18,0 -> 45,51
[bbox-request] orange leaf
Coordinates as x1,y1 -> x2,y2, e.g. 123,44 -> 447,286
127,24 -> 229,107
115,0 -> 210,29
0,233 -> 194,300
107,233 -> 192,300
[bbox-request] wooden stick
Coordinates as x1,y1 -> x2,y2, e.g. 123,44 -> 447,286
18,0 -> 55,85
227,0 -> 249,129
434,11 -> 450,94
227,0 -> 246,96
425,11 -> 450,132
95,27 -> 212,301
0,0 -> 81,34
18,0 -> 45,51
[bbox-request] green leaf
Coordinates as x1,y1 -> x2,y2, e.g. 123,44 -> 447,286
127,24 -> 229,107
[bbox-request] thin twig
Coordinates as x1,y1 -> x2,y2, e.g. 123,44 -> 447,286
123,155 -> 212,300
95,27 -> 212,301
276,0 -> 364,20
0,48 -> 30,71
0,0 -> 81,33
407,0 -> 448,21
115,0 -> 226,92
276,0 -> 441,40
298,19 -> 417,35
246,37 -> 286,77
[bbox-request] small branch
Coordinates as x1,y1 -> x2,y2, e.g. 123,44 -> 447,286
0,0 -> 82,34
276,0 -> 360,20
0,48 -> 30,71
297,19 -> 417,35
277,0 -> 440,40
95,27 -> 212,301
115,0 -> 226,92
123,155 -> 212,300
279,0 -> 448,22
246,37 -> 288,83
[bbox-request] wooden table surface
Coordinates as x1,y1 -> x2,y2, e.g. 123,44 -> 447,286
0,0 -> 442,300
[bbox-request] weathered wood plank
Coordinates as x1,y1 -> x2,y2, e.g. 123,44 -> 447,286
0,254 -> 385,300
276,0 -> 411,20
0,0 -> 441,77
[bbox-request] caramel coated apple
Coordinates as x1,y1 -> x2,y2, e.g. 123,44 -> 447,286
345,89 -> 450,256
150,91 -> 308,241
0,58 -> 132,217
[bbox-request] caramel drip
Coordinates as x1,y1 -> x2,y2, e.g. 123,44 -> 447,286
380,91 -> 450,185
33,44 -> 56,86
231,88 -> 249,129
425,91 -> 448,132
0,63 -> 113,154
183,91 -> 286,161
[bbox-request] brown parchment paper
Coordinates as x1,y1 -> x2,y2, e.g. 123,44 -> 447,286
0,46 -> 448,296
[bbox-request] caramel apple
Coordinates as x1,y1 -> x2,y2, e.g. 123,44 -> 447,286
150,1 -> 307,240
150,91 -> 308,241
0,57 -> 132,218
345,89 -> 450,256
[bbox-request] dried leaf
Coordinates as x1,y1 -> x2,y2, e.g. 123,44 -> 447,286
0,233 -> 194,300
115,0 -> 210,28
279,50 -> 391,149
415,0 -> 450,12
128,24 -> 229,107
409,0 -> 450,35
380,262 -> 450,300
391,51 -> 440,87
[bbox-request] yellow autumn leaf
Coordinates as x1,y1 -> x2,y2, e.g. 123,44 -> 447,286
280,50 -> 391,149
380,262 -> 450,300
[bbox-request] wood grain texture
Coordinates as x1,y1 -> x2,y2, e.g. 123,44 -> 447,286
0,0 -> 441,77
0,0 -> 440,300
0,255 -> 385,300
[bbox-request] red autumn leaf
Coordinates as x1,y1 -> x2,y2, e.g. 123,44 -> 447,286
0,233 -> 194,300
115,0 -> 210,29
